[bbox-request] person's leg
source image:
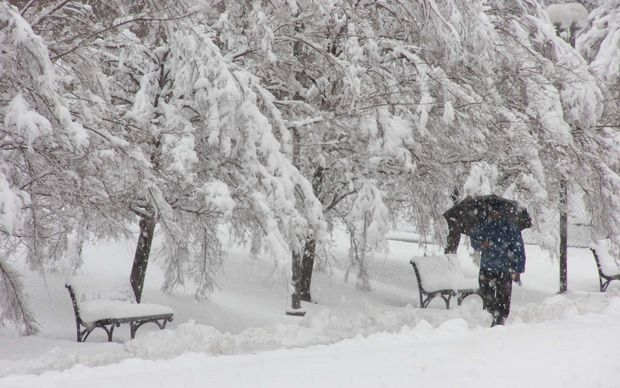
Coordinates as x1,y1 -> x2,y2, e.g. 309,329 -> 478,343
478,268 -> 494,312
480,269 -> 509,326
479,268 -> 503,324
494,271 -> 513,325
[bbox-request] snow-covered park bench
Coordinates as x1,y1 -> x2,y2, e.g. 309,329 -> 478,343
65,282 -> 173,342
590,239 -> 620,292
409,254 -> 479,309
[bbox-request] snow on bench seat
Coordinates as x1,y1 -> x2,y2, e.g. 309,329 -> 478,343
79,300 -> 173,324
65,280 -> 173,342
590,239 -> 620,292
409,254 -> 479,309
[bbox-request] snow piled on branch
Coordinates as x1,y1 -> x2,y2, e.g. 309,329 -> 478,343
463,162 -> 498,196
362,108 -> 414,169
545,3 -> 589,30
0,2 -> 88,147
4,94 -> 52,147
349,183 -> 390,253
344,182 -> 390,290
0,172 -> 24,235
200,181 -> 235,215
577,3 -> 620,84
0,260 -> 38,336
534,6 -> 603,130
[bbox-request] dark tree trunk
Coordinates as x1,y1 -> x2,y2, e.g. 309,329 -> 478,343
444,224 -> 461,254
286,11 -> 315,311
130,216 -> 157,303
289,249 -> 304,312
444,189 -> 462,254
299,237 -> 316,302
553,19 -> 573,294
298,166 -> 324,302
559,179 -> 568,293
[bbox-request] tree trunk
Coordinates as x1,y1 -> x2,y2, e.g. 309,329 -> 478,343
299,237 -> 316,302
445,189 -> 461,254
289,122 -> 304,312
298,165 -> 324,302
288,13 -> 321,311
130,216 -> 157,303
444,224 -> 461,254
289,249 -> 304,312
553,24 -> 573,294
357,212 -> 371,291
559,179 -> 568,293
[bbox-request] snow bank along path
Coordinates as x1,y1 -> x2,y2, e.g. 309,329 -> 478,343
2,239 -> 619,385
3,298 -> 620,388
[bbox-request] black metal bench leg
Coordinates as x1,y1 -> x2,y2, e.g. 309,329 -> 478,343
154,318 -> 169,330
457,290 -> 477,306
130,317 -> 173,339
441,293 -> 452,309
99,324 -> 114,342
601,278 -> 610,292
422,294 -> 434,308
81,326 -> 96,342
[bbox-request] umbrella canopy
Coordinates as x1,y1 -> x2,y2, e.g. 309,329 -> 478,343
443,194 -> 531,253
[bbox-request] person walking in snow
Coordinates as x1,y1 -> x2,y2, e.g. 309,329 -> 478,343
470,209 -> 526,326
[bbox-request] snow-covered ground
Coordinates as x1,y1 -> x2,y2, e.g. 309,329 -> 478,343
1,231 -> 619,387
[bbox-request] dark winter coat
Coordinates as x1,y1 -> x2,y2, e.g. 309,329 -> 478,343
470,218 -> 526,273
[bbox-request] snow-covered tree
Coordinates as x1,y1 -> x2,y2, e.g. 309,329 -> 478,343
199,0 -> 620,292
2,0 -> 619,334
577,1 -> 620,251
0,2 -> 95,333
0,2 -> 326,335
210,1 -> 420,293
38,0 -> 325,300
546,2 -> 589,45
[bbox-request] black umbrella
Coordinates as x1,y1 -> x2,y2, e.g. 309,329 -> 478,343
443,194 -> 531,253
